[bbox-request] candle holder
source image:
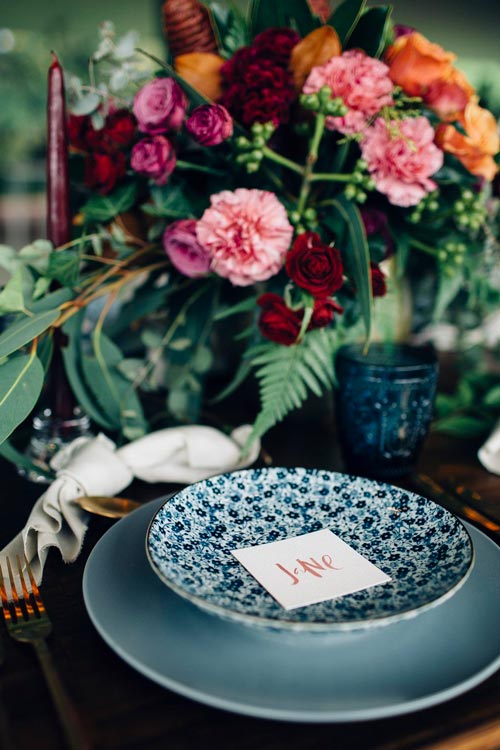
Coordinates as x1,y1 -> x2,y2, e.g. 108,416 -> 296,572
335,343 -> 439,479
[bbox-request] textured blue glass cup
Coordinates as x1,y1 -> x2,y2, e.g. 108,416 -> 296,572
335,343 -> 439,479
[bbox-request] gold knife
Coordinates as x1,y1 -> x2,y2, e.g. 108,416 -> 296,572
412,473 -> 500,536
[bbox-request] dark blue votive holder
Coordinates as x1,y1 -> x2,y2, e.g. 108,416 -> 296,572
335,343 -> 439,479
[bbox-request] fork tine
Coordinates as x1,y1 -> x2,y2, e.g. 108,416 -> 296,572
5,558 -> 24,622
23,555 -> 46,615
15,556 -> 36,618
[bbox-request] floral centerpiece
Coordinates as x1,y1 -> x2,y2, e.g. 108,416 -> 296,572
0,0 -> 498,470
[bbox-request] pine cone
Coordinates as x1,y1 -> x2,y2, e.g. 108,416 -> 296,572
309,0 -> 331,22
162,0 -> 218,58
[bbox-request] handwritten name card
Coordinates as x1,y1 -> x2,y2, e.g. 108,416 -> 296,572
232,529 -> 391,610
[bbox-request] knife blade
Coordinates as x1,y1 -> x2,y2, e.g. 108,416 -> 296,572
412,473 -> 500,536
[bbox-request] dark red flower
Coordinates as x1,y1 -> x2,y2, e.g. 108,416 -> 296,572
309,298 -> 343,329
257,293 -> 303,346
68,114 -> 90,151
286,232 -> 344,297
84,151 -> 126,194
360,206 -> 395,257
253,28 -> 300,65
103,109 -> 137,148
370,263 -> 387,297
219,27 -> 297,128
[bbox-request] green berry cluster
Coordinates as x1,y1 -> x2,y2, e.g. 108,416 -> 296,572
299,85 -> 347,117
235,122 -> 276,173
408,191 -> 440,223
343,159 -> 375,204
289,207 -> 318,234
454,189 -> 487,232
439,240 -> 468,273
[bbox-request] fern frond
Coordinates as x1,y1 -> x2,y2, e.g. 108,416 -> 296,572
245,328 -> 338,448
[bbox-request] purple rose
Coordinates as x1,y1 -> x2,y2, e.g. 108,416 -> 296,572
133,77 -> 187,134
163,219 -> 211,278
186,104 -> 234,146
130,135 -> 176,185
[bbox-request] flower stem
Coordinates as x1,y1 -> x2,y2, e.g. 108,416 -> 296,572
409,238 -> 440,257
176,160 -> 225,177
262,147 -> 304,176
309,173 -> 352,183
297,113 -> 326,216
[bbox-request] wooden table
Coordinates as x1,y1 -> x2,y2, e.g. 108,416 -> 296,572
0,411 -> 499,750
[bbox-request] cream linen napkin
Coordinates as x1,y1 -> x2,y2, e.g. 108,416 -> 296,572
478,419 -> 500,475
1,425 -> 260,583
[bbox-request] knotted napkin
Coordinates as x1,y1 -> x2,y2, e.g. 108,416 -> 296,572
1,425 -> 260,583
478,419 -> 500,475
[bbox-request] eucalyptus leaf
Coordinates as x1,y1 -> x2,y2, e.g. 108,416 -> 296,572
29,288 -> 74,313
0,308 -> 60,359
433,414 -> 490,438
483,385 -> 500,408
0,439 -> 53,480
0,352 -> 44,443
0,245 -> 21,275
82,182 -> 138,223
46,249 -> 81,287
19,240 -> 53,273
0,266 -> 34,314
327,0 -> 366,46
62,313 -> 116,430
71,92 -> 101,116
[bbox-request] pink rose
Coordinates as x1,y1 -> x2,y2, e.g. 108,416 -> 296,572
303,50 -> 394,135
361,117 -> 444,206
133,78 -> 187,134
163,219 -> 211,278
130,135 -> 176,185
186,104 -> 233,146
196,188 -> 293,286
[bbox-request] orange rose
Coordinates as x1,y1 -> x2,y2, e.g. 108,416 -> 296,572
424,68 -> 475,120
385,32 -> 456,96
436,101 -> 500,181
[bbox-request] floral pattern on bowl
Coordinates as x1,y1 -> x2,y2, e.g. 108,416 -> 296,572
146,467 -> 473,632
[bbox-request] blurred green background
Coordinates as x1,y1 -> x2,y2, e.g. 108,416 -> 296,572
0,0 -> 499,249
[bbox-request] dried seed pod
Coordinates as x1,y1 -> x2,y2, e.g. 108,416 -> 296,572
162,0 -> 218,57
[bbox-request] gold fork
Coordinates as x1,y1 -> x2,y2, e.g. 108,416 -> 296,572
0,555 -> 91,750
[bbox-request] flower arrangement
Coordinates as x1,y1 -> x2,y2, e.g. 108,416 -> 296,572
0,0 -> 499,467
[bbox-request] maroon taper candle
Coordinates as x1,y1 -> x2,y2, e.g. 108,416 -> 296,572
46,51 -> 75,421
47,51 -> 71,248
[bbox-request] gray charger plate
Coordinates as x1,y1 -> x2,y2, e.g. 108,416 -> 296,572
82,497 -> 500,723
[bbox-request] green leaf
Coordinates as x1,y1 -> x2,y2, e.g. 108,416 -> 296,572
249,0 -> 319,38
82,182 -> 138,223
483,385 -> 500,408
0,309 -> 60,359
435,392 -> 458,418
327,0 -> 366,46
0,266 -> 34,314
245,328 -> 338,448
0,352 -> 44,443
143,183 -> 196,219
0,439 -> 53,480
46,248 -> 81,287
0,245 -> 21,275
82,331 -> 147,437
433,269 -> 464,321
433,414 -> 490,438
29,288 -> 74,313
214,296 -> 258,321
19,240 -> 53,273
347,6 -> 393,57
326,196 -> 372,346
61,313 -> 116,431
389,224 -> 411,279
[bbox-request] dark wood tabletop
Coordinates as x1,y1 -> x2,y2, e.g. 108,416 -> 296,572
0,396 -> 499,750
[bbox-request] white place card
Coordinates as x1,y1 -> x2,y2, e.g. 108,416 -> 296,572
232,529 -> 391,610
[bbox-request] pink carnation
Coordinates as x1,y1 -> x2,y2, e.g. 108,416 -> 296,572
196,189 -> 293,286
163,219 -> 211,278
303,50 -> 394,135
361,117 -> 444,207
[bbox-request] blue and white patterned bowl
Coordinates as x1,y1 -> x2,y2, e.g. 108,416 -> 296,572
146,468 -> 474,632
